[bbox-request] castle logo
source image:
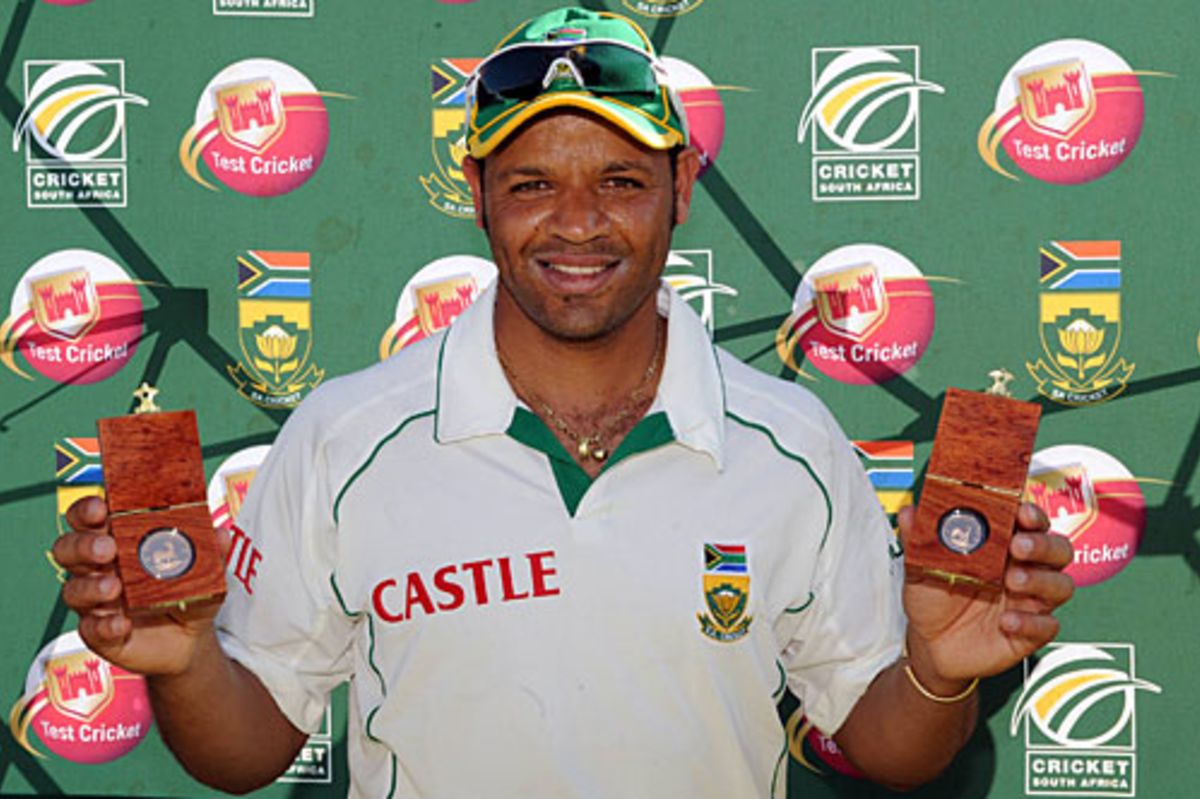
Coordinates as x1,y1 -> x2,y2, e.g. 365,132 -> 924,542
422,58 -> 481,218
12,60 -> 147,208
662,249 -> 737,334
227,251 -> 323,408
1027,241 -> 1133,405
213,0 -> 315,17
1023,445 -> 1145,588
1011,642 -> 1160,796
697,543 -> 752,643
9,632 -> 151,764
379,255 -> 496,359
776,244 -> 935,385
979,40 -> 1157,185
798,46 -> 943,202
1,250 -> 143,385
621,0 -> 705,17
181,59 -> 340,196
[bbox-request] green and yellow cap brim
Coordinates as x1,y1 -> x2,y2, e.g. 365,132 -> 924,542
467,87 -> 685,159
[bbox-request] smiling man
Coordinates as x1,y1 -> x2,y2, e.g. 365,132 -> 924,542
53,7 -> 1074,798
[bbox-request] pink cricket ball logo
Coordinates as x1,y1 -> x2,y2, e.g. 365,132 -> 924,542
8,631 -> 151,764
379,255 -> 496,359
776,244 -> 935,385
180,59 -> 334,197
979,40 -> 1147,185
1024,444 -> 1144,587
0,249 -> 142,385
662,57 -> 725,174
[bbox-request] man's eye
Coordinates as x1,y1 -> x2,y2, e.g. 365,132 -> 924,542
511,180 -> 550,193
603,176 -> 643,189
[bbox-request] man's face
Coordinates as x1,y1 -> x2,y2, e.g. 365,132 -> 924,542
463,110 -> 700,343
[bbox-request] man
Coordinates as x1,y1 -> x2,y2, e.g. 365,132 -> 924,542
55,7 -> 1073,797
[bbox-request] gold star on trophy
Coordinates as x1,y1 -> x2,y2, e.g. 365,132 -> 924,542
133,382 -> 161,414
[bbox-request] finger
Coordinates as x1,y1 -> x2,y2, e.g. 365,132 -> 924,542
1010,530 -> 1073,569
1016,502 -> 1050,532
77,611 -> 133,653
52,530 -> 118,573
64,495 -> 110,532
1006,566 -> 1075,608
896,505 -> 915,547
62,571 -> 123,612
1000,609 -> 1061,650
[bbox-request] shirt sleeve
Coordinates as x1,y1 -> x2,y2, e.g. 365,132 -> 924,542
776,424 -> 906,735
215,403 -> 357,735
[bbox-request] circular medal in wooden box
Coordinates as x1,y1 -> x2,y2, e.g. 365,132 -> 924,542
96,410 -> 226,614
909,388 -> 1041,589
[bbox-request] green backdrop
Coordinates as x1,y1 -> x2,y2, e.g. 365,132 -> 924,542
1,1 -> 1196,797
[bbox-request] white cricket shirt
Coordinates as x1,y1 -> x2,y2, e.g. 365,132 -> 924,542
216,283 -> 905,798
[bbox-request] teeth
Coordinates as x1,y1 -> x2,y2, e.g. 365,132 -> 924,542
544,262 -> 607,275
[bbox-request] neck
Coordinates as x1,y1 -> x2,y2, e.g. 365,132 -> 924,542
494,291 -> 665,415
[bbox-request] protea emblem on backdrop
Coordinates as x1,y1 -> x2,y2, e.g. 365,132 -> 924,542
422,58 -> 481,218
228,250 -> 323,408
1026,241 -> 1133,406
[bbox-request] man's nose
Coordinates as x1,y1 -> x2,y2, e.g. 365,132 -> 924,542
544,185 -> 609,243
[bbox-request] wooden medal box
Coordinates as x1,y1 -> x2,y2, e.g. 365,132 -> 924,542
909,388 -> 1041,589
96,410 -> 226,614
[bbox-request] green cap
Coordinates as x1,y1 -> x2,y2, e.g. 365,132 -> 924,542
466,6 -> 688,159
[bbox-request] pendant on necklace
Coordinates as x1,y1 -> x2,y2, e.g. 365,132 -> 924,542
578,437 -> 607,462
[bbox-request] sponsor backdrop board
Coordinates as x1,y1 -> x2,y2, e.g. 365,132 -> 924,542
0,1 -> 1195,797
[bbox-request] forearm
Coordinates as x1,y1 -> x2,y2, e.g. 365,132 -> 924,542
148,630 -> 307,794
833,644 -> 978,791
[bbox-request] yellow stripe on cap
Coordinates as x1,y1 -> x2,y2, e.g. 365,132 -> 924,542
467,92 -> 683,159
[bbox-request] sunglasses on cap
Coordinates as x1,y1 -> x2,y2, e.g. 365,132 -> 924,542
470,39 -> 666,105
465,38 -> 689,158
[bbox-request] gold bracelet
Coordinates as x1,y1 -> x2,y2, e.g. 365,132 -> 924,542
903,663 -> 979,704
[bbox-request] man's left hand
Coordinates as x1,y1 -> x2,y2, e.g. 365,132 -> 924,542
898,502 -> 1075,683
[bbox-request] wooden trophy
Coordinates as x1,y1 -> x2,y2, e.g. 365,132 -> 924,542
908,388 -> 1041,589
96,410 -> 226,614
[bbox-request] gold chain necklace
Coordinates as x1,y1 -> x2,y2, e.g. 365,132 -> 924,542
497,323 -> 664,463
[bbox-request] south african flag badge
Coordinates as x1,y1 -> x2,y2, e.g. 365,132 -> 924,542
698,543 -> 752,642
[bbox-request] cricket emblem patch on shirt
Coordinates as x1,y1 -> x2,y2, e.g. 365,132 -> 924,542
698,543 -> 752,642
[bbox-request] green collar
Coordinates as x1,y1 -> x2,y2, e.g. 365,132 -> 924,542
507,406 -> 675,516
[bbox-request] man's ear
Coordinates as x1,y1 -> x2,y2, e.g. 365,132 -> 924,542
462,156 -> 486,231
671,147 -> 702,227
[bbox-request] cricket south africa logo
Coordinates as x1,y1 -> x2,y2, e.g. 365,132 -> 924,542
8,631 -> 151,764
212,0 -> 315,17
1023,445 -> 1145,588
1027,241 -> 1133,405
379,255 -> 496,359
1011,643 -> 1160,796
776,244 -> 935,385
12,60 -> 147,208
423,58 -> 481,218
227,251 -> 324,408
979,40 -> 1161,184
697,543 -> 752,643
1,250 -> 143,385
181,59 -> 342,196
798,46 -> 943,202
662,249 -> 737,334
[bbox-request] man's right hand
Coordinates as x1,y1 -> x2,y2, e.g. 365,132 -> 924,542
54,495 -> 226,676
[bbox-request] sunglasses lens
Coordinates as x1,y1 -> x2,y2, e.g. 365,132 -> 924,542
475,43 -> 658,109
